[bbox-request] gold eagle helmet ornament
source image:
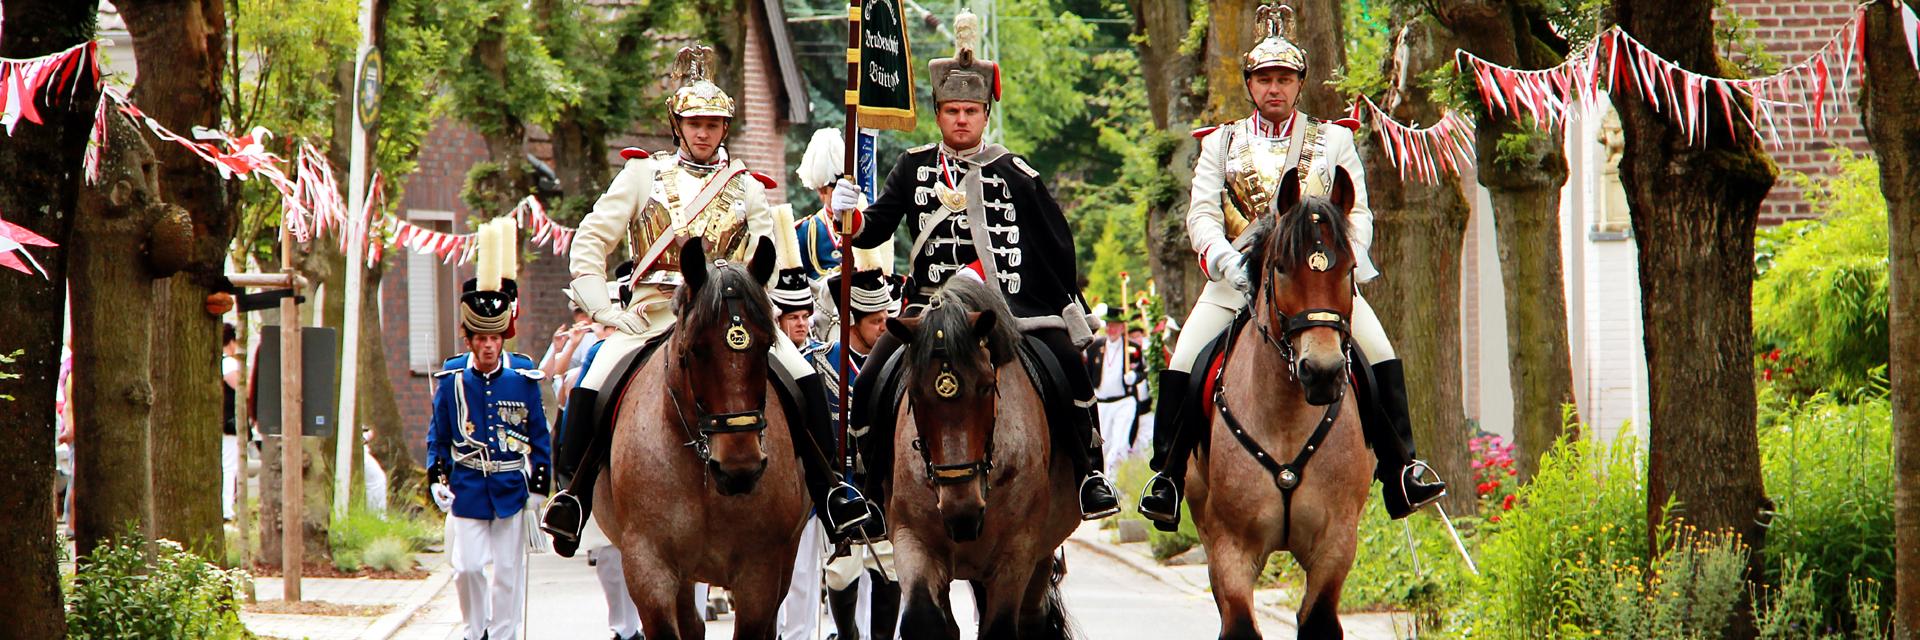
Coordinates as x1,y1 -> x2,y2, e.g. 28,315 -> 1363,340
1244,3 -> 1307,75
667,45 -> 735,119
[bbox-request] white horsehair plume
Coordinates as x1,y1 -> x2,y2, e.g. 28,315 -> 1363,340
852,243 -> 894,275
771,204 -> 803,271
952,9 -> 980,56
496,216 -> 518,283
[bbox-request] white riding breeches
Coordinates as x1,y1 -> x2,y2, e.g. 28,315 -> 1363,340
575,285 -> 818,396
1166,279 -> 1397,374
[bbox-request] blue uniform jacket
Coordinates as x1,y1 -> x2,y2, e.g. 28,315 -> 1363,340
426,358 -> 552,520
443,352 -> 537,372
795,210 -> 841,279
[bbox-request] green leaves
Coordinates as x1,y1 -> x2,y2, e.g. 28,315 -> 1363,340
1752,150 -> 1889,397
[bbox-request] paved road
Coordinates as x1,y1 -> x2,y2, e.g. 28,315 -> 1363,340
394,538 -> 1234,639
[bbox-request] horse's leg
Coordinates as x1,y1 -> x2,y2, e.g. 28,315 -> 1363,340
1015,556 -> 1071,640
894,547 -> 959,640
1205,536 -> 1266,640
728,563 -> 791,640
1291,533 -> 1355,640
677,581 -> 707,639
623,553 -> 683,640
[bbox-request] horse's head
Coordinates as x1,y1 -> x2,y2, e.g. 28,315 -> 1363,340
1245,166 -> 1358,406
887,278 -> 1022,542
671,237 -> 780,496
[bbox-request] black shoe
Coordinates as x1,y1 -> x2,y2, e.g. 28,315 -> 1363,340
1137,472 -> 1182,530
825,482 -> 883,541
1383,461 -> 1448,519
1079,471 -> 1121,520
540,491 -> 584,558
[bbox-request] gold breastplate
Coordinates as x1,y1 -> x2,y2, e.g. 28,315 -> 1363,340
628,161 -> 751,274
1223,118 -> 1322,240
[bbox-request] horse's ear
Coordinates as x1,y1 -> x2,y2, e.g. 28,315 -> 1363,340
681,238 -> 709,296
969,310 -> 997,341
886,316 -> 920,344
1274,167 -> 1303,216
1329,166 -> 1355,215
746,236 -> 776,284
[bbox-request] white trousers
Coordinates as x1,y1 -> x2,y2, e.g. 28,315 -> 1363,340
1096,398 -> 1139,475
590,544 -> 643,638
448,514 -> 529,640
576,296 -> 816,395
777,519 -> 828,639
1167,279 -> 1397,373
363,451 -> 388,513
221,435 -> 238,520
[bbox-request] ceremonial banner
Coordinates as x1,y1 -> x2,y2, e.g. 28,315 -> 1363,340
858,0 -> 917,130
857,128 -> 878,196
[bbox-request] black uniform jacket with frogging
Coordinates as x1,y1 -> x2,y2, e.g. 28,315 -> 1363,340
852,143 -> 1083,322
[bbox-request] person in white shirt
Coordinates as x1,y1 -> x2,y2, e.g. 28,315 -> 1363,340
1084,305 -> 1143,476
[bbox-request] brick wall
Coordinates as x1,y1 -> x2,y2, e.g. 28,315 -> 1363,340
1721,0 -> 1871,222
735,0 -> 792,204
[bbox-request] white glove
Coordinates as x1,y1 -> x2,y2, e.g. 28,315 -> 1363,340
1204,240 -> 1251,293
599,309 -> 647,335
572,274 -> 645,334
525,494 -> 544,515
830,178 -> 863,216
430,482 -> 454,512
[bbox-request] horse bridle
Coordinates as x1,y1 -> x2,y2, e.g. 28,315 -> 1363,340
668,281 -> 770,463
910,342 -> 999,499
1217,214 -> 1353,546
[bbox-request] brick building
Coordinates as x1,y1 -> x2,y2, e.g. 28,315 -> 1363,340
384,0 -> 810,461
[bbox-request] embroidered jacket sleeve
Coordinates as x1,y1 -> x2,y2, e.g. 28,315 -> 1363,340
424,371 -> 456,486
1007,156 -> 1084,315
742,177 -> 775,263
570,156 -> 658,278
1314,125 -> 1379,281
519,373 -> 553,496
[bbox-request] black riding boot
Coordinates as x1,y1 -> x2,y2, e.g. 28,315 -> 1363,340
542,387 -> 602,558
827,580 -> 862,640
795,375 -> 882,541
870,570 -> 900,640
1073,404 -> 1121,520
1366,360 -> 1447,519
1138,370 -> 1191,531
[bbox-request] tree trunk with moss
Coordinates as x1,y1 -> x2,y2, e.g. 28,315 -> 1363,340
1357,9 -> 1478,516
1127,0 -> 1206,315
1860,3 -> 1920,635
1612,1 -> 1774,636
359,258 -> 424,511
119,0 -> 234,560
1436,0 -> 1576,480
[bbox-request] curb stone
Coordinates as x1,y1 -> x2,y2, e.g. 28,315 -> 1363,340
360,564 -> 454,640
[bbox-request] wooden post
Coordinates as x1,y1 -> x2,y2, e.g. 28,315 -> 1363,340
280,227 -> 304,602
236,316 -> 252,575
837,0 -> 862,471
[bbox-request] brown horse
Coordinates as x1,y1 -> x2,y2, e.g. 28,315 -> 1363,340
1186,167 -> 1373,639
881,278 -> 1081,639
597,240 -> 810,640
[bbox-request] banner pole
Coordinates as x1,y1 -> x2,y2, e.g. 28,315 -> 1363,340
837,0 -> 862,475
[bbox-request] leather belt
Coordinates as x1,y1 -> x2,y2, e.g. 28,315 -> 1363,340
456,457 -> 525,475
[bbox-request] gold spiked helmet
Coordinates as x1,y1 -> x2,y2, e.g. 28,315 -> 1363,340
1244,3 -> 1307,75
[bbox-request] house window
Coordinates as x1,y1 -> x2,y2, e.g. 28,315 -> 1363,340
407,210 -> 458,373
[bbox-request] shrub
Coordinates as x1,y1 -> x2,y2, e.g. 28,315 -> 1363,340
1758,394 -> 1894,632
1469,434 -> 1520,521
66,533 -> 253,640
362,536 -> 418,573
1465,435 -> 1649,638
329,505 -> 442,572
1752,150 -> 1887,397
1563,529 -> 1749,639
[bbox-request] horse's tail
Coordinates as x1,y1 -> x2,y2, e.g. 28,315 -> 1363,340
1038,580 -> 1076,640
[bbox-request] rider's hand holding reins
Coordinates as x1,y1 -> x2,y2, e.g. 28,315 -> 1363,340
1202,238 -> 1251,293
571,274 -> 646,334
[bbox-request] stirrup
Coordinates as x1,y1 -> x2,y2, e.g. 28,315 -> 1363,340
1078,472 -> 1121,521
539,490 -> 584,542
1136,473 -> 1181,524
824,482 -> 877,534
1400,460 -> 1447,512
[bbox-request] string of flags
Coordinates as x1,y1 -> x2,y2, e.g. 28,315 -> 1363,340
1350,95 -> 1477,185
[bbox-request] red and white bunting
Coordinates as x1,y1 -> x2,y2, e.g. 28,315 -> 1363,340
1,41 -> 97,136
510,196 -> 578,256
1352,95 -> 1476,185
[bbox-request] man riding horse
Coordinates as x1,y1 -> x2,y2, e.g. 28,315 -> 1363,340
1138,3 -> 1447,529
542,45 -> 877,556
829,24 -> 1122,521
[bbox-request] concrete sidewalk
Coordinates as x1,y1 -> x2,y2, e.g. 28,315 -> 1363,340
1065,521 -> 1411,639
242,553 -> 452,640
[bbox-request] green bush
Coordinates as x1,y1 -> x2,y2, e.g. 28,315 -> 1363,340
1758,394 -> 1894,632
66,533 -> 253,640
1464,435 -> 1650,638
329,505 -> 441,573
1560,529 -> 1748,639
1753,150 -> 1888,397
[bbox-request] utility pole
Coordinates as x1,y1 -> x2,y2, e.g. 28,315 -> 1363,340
334,0 -> 378,521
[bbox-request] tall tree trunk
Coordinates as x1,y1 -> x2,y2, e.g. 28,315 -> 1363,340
119,0 -> 233,560
360,259 -> 424,511
0,3 -> 94,635
71,117 -> 186,558
1612,0 -> 1774,636
551,113 -> 611,199
1291,0 -> 1346,119
1437,0 -> 1575,480
1127,0 -> 1205,315
1358,9 -> 1477,516
1860,3 -> 1920,636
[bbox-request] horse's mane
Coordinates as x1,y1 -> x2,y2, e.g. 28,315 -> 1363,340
1243,192 -> 1353,294
906,277 -> 1024,390
672,263 -> 776,338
